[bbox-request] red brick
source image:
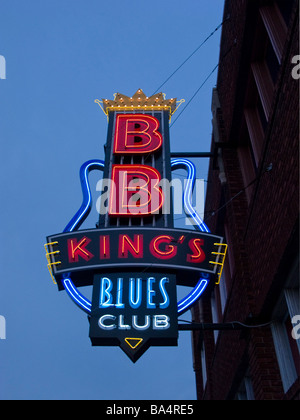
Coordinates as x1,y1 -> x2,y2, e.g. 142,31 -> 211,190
193,0 -> 299,401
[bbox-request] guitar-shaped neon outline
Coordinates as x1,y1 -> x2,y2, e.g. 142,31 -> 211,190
61,158 -> 210,315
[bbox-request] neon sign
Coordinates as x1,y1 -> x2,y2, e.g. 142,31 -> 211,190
89,272 -> 178,362
47,228 -> 223,288
45,89 -> 227,362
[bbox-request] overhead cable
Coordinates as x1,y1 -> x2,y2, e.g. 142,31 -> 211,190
153,15 -> 230,95
170,63 -> 219,127
170,42 -> 235,128
204,163 -> 273,223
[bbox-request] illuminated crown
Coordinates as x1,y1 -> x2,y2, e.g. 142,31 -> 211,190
95,89 -> 184,121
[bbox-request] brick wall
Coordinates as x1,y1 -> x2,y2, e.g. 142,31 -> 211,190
244,18 -> 299,315
248,328 -> 284,400
194,0 -> 299,400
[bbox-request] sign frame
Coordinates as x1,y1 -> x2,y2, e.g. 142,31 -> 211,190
45,90 -> 228,362
47,227 -> 224,290
89,271 -> 178,362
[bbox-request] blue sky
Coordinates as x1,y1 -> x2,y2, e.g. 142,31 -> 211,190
0,0 -> 224,400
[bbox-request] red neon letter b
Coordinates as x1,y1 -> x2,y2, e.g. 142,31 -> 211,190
109,165 -> 164,216
113,114 -> 162,154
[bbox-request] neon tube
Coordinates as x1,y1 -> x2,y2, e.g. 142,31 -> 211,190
61,158 -> 212,316
171,158 -> 210,233
62,160 -> 105,314
64,160 -> 105,233
63,278 -> 92,313
171,158 -> 211,314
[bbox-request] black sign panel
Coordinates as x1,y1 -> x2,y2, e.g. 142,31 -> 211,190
98,110 -> 173,229
47,227 -> 224,290
89,272 -> 178,362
